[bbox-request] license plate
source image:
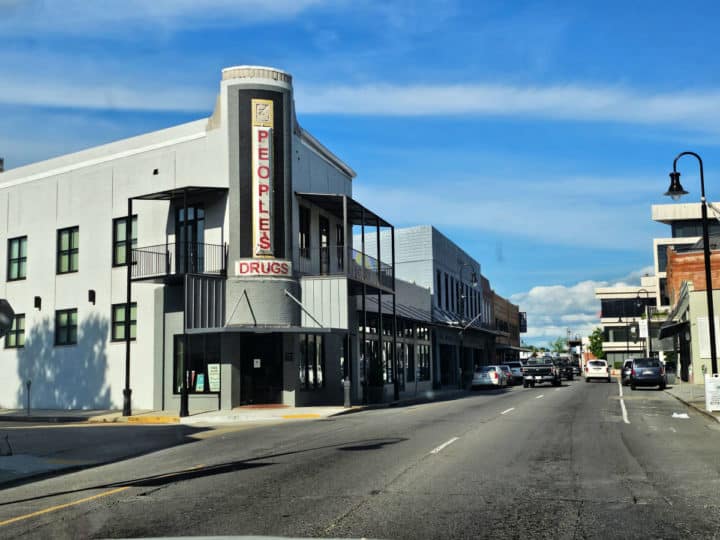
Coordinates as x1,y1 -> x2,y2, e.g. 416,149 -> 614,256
643,370 -> 653,375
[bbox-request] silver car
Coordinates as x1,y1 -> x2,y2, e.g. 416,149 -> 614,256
621,359 -> 633,386
471,365 -> 507,389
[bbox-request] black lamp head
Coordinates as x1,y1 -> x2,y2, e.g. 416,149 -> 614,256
665,171 -> 689,201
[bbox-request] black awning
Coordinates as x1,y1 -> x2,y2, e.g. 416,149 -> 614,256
658,321 -> 689,339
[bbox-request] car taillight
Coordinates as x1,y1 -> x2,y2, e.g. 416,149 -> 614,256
660,366 -> 665,376
585,366 -> 588,373
631,368 -> 636,376
492,372 -> 498,379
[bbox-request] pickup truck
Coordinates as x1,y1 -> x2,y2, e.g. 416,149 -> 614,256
522,356 -> 561,388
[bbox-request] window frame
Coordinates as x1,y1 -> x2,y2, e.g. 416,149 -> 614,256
7,236 -> 27,281
111,302 -> 137,342
56,226 -> 79,274
299,205 -> 311,259
54,308 -> 78,346
112,215 -> 138,267
4,313 -> 25,349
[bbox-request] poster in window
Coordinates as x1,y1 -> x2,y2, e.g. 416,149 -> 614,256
195,373 -> 206,392
207,363 -> 220,392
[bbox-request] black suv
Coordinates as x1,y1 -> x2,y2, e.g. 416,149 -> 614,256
629,358 -> 666,390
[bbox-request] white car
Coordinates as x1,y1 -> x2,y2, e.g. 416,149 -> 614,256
585,360 -> 611,383
471,365 -> 507,388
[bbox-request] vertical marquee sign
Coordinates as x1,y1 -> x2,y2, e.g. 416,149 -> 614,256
252,98 -> 274,257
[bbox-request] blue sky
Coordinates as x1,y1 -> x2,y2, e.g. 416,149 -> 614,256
3,0 -> 720,344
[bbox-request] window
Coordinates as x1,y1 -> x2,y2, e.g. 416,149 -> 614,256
55,309 -> 78,345
4,314 -> 25,348
57,226 -> 79,274
7,236 -> 27,281
299,206 -> 310,258
406,344 -> 415,382
444,273 -> 449,310
417,344 -> 431,381
336,223 -> 344,270
436,270 -> 442,307
111,303 -> 137,341
383,341 -> 394,383
113,216 -> 137,266
173,334 -> 221,394
299,334 -> 324,390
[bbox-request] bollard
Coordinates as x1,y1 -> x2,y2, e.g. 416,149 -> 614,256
25,380 -> 31,416
343,378 -> 351,408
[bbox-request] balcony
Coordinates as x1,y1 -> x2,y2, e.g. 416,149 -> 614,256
131,242 -> 226,281
297,246 -> 393,291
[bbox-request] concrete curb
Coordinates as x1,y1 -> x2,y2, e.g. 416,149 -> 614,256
0,415 -> 90,423
665,390 -> 720,424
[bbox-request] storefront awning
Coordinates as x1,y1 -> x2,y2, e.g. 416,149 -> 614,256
658,321 -> 689,339
187,325 -> 335,335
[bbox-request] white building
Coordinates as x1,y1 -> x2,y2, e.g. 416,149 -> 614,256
0,66 -> 417,413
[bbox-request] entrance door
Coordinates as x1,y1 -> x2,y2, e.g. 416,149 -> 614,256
176,205 -> 205,273
240,334 -> 283,404
319,216 -> 330,274
440,344 -> 455,386
396,343 -> 406,391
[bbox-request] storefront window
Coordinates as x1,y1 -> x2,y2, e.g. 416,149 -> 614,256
383,340 -> 394,383
299,334 -> 325,390
173,334 -> 221,394
417,344 -> 431,381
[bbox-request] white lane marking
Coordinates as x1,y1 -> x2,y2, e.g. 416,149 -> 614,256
501,407 -> 515,415
536,395 -> 544,399
617,378 -> 630,424
430,437 -> 459,454
669,427 -> 677,433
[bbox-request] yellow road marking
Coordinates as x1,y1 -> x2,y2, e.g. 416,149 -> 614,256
0,463 -> 206,528
0,486 -> 129,528
281,413 -> 321,419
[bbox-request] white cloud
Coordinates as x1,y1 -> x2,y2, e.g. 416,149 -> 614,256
0,0 -> 327,35
510,266 -> 654,346
294,82 -> 720,132
353,178 -> 659,251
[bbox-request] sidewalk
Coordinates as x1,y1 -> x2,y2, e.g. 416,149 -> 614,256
665,384 -> 720,424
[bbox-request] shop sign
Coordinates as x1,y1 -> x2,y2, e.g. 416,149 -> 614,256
235,259 -> 292,277
252,98 -> 274,257
706,374 -> 720,412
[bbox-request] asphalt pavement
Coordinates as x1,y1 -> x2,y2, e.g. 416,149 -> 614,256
0,379 -> 719,539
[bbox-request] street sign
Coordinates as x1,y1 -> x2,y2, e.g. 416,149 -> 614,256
638,319 -> 649,339
706,374 -> 720,412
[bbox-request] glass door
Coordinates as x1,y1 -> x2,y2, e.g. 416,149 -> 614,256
176,205 -> 205,273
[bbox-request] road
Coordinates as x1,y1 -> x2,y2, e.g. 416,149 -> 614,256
1,379 -> 719,539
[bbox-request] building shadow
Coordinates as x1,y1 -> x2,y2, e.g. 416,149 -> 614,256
16,315 -> 112,409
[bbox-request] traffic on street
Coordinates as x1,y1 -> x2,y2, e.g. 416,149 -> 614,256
1,369 -> 719,539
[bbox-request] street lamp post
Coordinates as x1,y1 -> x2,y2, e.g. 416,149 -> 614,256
665,151 -> 718,375
636,288 -> 652,358
458,262 -> 478,388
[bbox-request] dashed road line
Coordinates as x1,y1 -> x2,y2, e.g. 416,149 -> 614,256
618,378 -> 630,424
430,437 -> 459,454
500,408 -> 515,415
536,395 -> 544,399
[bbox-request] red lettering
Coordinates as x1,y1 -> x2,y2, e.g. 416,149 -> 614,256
239,262 -> 249,274
259,218 -> 270,231
257,129 -> 269,143
270,262 -> 280,273
257,165 -> 270,179
250,262 -> 260,273
258,201 -> 269,214
259,233 -> 271,250
258,147 -> 269,160
280,263 -> 289,274
258,184 -> 270,195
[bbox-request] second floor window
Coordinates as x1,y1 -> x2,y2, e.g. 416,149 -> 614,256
4,314 -> 25,349
7,236 -> 27,281
113,216 -> 138,266
55,309 -> 78,346
57,227 -> 79,274
299,206 -> 310,258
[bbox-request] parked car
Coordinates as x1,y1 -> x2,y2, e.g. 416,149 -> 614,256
572,362 -> 582,376
621,359 -> 633,386
629,358 -> 666,390
471,365 -> 507,389
585,360 -> 611,382
499,365 -> 515,386
506,361 -> 525,385
557,357 -> 575,381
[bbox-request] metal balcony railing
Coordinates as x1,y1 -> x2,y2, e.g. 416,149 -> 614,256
131,242 -> 226,280
296,245 -> 393,290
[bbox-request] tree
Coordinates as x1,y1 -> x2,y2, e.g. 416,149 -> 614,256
549,336 -> 566,353
588,327 -> 605,359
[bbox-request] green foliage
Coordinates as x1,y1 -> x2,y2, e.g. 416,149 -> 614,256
549,336 -> 567,353
588,327 -> 605,359
613,360 -> 623,369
